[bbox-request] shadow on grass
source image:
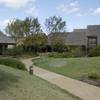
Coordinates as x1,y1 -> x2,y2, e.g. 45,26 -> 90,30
0,69 -> 20,91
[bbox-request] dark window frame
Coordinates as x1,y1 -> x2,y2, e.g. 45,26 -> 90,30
87,36 -> 97,48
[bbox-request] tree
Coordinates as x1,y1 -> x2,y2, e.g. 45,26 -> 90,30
5,19 -> 24,40
30,17 -> 42,34
22,17 -> 42,36
5,17 -> 42,40
45,16 -> 66,34
23,33 -> 48,52
51,36 -> 68,52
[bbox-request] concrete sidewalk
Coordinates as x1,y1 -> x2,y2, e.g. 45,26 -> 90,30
22,58 -> 100,100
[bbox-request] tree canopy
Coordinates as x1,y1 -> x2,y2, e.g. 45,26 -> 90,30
23,33 -> 48,47
45,16 -> 66,34
5,17 -> 42,40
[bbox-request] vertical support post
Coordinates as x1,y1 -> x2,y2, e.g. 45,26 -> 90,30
2,45 -> 4,55
0,45 -> 2,55
85,45 -> 88,57
2,45 -> 6,55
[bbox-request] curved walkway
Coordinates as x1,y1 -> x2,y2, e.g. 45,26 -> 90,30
21,58 -> 100,100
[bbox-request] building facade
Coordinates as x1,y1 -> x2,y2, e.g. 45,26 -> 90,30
0,32 -> 15,55
48,25 -> 100,50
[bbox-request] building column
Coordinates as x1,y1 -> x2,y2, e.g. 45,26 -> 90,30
0,45 -> 2,55
2,45 -> 6,55
85,45 -> 88,57
2,45 -> 4,55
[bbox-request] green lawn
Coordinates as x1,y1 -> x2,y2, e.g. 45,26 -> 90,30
0,65 -> 81,100
33,57 -> 100,80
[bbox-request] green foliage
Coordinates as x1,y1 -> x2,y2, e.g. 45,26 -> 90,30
7,46 -> 23,56
5,19 -> 24,40
24,33 -> 48,46
88,73 -> 100,80
7,46 -> 38,58
0,58 -> 26,70
48,52 -> 73,58
48,47 -> 85,58
5,17 -> 42,41
71,47 -> 85,57
7,32 -> 48,56
23,33 -> 48,53
88,46 -> 100,57
50,36 -> 68,53
45,16 -> 66,33
23,17 -> 42,36
52,43 -> 68,53
48,32 -> 69,53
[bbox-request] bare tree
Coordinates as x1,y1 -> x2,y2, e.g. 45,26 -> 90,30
45,16 -> 66,34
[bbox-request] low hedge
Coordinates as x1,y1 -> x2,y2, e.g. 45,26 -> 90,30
88,46 -> 100,57
88,73 -> 100,80
0,58 -> 26,71
71,47 -> 85,57
48,52 -> 73,58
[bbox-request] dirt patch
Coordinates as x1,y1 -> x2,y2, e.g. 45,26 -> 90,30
49,60 -> 67,67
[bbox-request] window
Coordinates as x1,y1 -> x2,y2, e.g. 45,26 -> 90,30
87,36 -> 97,48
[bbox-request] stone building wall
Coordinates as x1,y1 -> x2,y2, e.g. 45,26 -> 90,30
87,25 -> 100,45
48,25 -> 100,47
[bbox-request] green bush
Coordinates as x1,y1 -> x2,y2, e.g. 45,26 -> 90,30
52,43 -> 69,53
71,47 -> 85,57
7,46 -> 38,58
48,52 -> 73,58
88,46 -> 100,57
48,47 -> 85,58
0,58 -> 26,71
7,46 -> 23,56
88,73 -> 100,80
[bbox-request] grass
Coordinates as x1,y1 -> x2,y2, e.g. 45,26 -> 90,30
0,65 -> 81,100
0,57 -> 26,70
33,57 -> 100,80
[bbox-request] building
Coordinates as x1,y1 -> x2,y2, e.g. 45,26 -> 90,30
0,32 -> 15,55
48,25 -> 100,51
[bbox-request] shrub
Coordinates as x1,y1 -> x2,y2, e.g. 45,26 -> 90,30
48,52 -> 73,58
7,46 -> 38,58
38,45 -> 52,53
48,47 -> 86,58
88,73 -> 100,80
52,44 -> 69,53
0,58 -> 26,71
71,47 -> 85,57
88,46 -> 100,57
7,46 -> 23,56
